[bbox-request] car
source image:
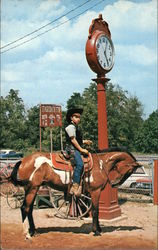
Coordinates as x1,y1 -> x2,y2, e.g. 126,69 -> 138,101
120,166 -> 150,188
135,178 -> 152,189
0,149 -> 23,159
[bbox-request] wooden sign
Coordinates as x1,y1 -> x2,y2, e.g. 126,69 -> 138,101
40,104 -> 62,127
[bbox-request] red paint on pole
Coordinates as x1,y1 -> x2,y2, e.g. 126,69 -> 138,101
154,160 -> 158,205
86,15 -> 121,220
94,76 -> 121,219
97,82 -> 108,149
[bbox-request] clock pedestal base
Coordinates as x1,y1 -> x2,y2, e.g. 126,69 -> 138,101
99,182 -> 121,220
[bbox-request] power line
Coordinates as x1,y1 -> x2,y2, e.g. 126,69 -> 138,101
1,0 -> 105,54
1,0 -> 93,50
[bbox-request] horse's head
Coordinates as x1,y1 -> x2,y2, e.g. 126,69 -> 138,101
103,151 -> 140,188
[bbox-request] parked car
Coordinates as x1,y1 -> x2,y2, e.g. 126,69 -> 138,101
0,149 -> 23,159
135,178 -> 152,189
120,166 -> 151,188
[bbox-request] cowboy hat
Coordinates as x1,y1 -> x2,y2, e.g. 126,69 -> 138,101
66,107 -> 83,123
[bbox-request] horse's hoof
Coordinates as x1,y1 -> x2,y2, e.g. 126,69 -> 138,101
29,228 -> 37,237
33,231 -> 38,237
25,233 -> 32,240
93,231 -> 101,236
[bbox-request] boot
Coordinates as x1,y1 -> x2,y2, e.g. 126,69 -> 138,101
76,185 -> 82,196
69,183 -> 79,196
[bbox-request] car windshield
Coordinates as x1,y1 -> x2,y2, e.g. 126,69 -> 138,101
0,151 -> 7,154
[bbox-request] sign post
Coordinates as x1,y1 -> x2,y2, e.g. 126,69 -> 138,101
40,104 -> 62,152
50,128 -> 53,154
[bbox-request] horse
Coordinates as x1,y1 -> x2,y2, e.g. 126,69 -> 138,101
9,149 -> 140,238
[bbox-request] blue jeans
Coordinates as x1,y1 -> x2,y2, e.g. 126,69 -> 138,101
73,150 -> 84,184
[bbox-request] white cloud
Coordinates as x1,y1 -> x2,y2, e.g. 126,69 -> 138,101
103,0 -> 157,32
38,47 -> 83,64
116,44 -> 157,66
34,0 -> 66,20
1,0 -> 157,117
2,70 -> 22,82
1,0 -> 65,48
39,0 -> 60,12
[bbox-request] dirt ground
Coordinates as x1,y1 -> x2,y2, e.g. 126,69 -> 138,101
0,195 -> 157,250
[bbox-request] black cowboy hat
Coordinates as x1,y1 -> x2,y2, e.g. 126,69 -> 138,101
66,107 -> 83,123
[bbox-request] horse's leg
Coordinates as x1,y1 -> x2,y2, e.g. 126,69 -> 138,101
90,188 -> 102,236
28,188 -> 39,236
21,186 -> 39,239
21,199 -> 30,239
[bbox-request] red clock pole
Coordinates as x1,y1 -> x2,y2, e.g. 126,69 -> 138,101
86,14 -> 121,220
93,76 -> 121,219
95,77 -> 109,149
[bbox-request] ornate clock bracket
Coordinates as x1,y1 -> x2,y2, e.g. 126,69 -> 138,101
88,14 -> 111,39
86,14 -> 114,79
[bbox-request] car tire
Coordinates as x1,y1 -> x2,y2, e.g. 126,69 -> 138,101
130,183 -> 136,188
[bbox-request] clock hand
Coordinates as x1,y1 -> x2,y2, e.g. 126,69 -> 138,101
104,50 -> 109,66
104,41 -> 110,66
101,43 -> 108,65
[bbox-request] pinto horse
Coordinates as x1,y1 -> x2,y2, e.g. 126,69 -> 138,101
10,149 -> 139,238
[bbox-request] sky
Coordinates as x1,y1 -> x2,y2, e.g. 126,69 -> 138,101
1,0 -> 157,119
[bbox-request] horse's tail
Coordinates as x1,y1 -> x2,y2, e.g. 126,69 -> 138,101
9,161 -> 28,186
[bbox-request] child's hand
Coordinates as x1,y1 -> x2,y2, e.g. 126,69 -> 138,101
81,149 -> 89,155
83,140 -> 93,146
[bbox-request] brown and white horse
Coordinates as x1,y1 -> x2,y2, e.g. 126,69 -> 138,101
10,149 -> 139,238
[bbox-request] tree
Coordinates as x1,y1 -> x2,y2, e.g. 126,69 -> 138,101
135,110 -> 158,153
106,83 -> 143,149
0,84 -> 145,154
81,83 -> 98,149
0,89 -> 27,150
65,82 -> 144,151
67,93 -> 83,110
25,105 -> 40,150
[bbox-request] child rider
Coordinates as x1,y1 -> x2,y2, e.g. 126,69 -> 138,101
65,107 -> 92,196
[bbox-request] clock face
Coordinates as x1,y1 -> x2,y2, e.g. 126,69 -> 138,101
96,34 -> 114,71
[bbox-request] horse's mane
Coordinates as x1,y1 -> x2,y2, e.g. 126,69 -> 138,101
95,147 -> 136,161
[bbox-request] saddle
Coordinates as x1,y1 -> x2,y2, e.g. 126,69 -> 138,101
51,152 -> 93,173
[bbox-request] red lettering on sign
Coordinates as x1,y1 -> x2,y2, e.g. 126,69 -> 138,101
40,104 -> 62,127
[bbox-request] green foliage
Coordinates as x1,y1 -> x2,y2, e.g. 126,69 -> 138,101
81,84 -> 98,149
65,82 -> 144,151
106,83 -> 143,150
67,93 -> 84,109
0,85 -> 157,154
25,105 -> 40,149
41,126 -> 62,152
0,89 -> 27,151
134,110 -> 158,153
